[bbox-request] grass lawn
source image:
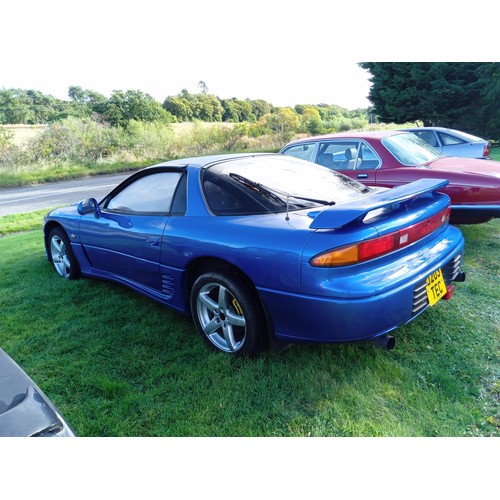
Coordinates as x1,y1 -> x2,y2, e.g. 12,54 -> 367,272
0,215 -> 498,437
490,147 -> 500,161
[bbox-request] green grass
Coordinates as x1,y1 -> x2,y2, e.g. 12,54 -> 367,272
0,208 -> 57,236
0,217 -> 498,436
490,147 -> 500,161
0,159 -> 158,188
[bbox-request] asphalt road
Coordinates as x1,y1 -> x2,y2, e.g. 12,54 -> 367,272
0,173 -> 132,216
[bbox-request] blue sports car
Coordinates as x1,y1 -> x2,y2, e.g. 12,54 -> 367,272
43,154 -> 465,356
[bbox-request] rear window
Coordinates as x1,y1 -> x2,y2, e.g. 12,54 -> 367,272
203,155 -> 371,215
383,133 -> 443,166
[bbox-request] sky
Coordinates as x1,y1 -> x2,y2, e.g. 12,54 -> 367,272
0,60 -> 373,110
2,1 -> 497,111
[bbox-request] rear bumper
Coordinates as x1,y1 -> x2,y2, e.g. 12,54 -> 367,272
259,228 -> 464,344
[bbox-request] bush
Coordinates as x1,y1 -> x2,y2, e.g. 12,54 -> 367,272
323,116 -> 369,133
0,127 -> 18,169
29,117 -> 122,163
124,120 -> 175,159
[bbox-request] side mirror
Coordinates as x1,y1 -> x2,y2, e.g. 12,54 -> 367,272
77,198 -> 101,218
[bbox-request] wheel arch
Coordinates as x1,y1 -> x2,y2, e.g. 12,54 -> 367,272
185,256 -> 274,344
44,221 -> 67,262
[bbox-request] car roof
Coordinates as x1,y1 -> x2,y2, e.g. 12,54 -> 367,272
403,127 -> 486,141
404,127 -> 453,132
285,130 -> 402,145
151,153 -> 271,169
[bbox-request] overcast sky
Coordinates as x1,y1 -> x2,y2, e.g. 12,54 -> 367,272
2,1 -> 497,111
0,60 -> 373,110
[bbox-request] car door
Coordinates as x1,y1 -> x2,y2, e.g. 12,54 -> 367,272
79,170 -> 184,291
315,140 -> 380,185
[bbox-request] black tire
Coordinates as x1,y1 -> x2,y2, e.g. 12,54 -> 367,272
190,271 -> 267,356
48,227 -> 80,280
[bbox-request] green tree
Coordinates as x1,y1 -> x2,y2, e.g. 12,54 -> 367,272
301,107 -> 324,135
248,99 -> 272,120
0,89 -> 33,124
163,95 -> 192,121
1,88 -> 73,124
196,94 -> 224,122
198,81 -> 209,95
264,107 -> 300,145
222,98 -> 254,122
163,90 -> 224,122
68,86 -> 107,119
25,89 -> 67,123
359,62 -> 500,138
475,63 -> 500,138
101,90 -> 173,127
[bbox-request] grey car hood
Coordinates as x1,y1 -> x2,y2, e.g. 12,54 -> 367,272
0,348 -> 75,437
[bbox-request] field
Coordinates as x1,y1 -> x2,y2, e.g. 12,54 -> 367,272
0,213 -> 498,437
1,123 -> 499,189
1,124 -> 45,145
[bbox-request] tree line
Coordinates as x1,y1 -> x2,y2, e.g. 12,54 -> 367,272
0,83 -> 367,133
359,62 -> 500,139
3,63 -> 498,140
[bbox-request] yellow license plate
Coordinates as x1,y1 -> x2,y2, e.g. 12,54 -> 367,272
425,268 -> 447,306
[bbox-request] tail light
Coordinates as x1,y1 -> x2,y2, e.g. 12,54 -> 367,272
311,206 -> 451,267
483,143 -> 490,157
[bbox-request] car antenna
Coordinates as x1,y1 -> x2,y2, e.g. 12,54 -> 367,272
286,194 -> 290,221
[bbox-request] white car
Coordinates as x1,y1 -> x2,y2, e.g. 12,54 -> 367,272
401,127 -> 491,159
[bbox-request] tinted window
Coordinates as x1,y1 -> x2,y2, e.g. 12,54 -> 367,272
106,172 -> 183,214
170,172 -> 187,215
203,169 -> 279,215
281,143 -> 315,161
204,155 -> 371,215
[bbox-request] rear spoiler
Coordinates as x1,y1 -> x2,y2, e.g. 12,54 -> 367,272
309,178 -> 449,229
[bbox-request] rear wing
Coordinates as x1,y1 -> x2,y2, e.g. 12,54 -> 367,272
309,178 -> 449,229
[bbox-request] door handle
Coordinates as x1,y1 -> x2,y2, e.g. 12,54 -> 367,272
357,174 -> 368,179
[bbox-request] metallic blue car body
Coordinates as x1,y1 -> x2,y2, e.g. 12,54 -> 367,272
43,154 -> 465,350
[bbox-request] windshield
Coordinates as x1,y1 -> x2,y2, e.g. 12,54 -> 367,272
204,155 -> 371,215
382,133 -> 443,166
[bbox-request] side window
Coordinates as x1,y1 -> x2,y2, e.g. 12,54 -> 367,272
413,130 -> 439,147
438,132 -> 464,146
281,143 -> 315,162
357,143 -> 381,170
318,142 -> 359,170
106,172 -> 183,214
317,141 -> 380,171
202,170 -> 269,215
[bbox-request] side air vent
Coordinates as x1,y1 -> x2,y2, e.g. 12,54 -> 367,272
161,275 -> 175,299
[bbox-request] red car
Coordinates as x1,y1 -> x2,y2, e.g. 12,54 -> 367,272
280,130 -> 500,224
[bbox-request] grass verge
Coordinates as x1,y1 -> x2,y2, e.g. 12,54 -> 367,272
0,216 -> 498,436
0,208 -> 56,236
0,159 -> 159,188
